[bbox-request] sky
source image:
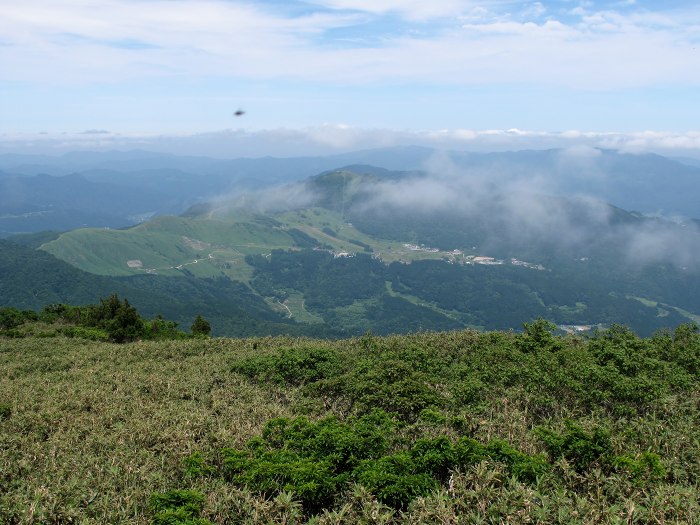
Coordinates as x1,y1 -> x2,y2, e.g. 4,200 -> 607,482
1,0 -> 700,156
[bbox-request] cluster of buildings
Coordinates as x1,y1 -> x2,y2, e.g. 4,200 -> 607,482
466,256 -> 504,266
403,243 -> 439,253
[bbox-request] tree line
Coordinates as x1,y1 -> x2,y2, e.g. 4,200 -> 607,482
0,293 -> 211,342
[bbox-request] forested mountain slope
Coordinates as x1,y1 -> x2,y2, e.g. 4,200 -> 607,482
0,239 -> 327,336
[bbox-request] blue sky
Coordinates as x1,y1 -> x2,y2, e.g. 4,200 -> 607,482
1,0 -> 700,155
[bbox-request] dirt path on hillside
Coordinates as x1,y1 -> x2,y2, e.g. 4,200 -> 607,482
277,301 -> 293,318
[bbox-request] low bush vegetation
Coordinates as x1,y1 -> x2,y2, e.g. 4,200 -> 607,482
1,321 -> 699,523
213,410 -> 548,511
149,489 -> 213,525
231,346 -> 342,386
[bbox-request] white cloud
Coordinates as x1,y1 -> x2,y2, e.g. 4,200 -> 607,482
0,1 -> 362,83
305,0 -> 473,20
522,2 -> 546,19
1,0 -> 699,90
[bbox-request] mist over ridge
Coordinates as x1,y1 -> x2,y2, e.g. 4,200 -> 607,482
5,143 -> 700,292
198,146 -> 700,271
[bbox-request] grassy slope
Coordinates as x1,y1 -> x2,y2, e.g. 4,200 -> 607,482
1,336 -> 291,524
40,215 -> 301,278
40,208 -> 463,280
0,239 -> 313,337
1,329 -> 699,524
275,207 -> 460,263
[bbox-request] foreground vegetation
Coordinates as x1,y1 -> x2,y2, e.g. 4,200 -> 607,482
1,321 -> 699,523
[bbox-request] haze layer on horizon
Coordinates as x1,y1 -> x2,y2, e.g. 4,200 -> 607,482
3,127 -> 700,160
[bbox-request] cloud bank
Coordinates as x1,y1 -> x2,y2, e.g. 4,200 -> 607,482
2,127 -> 700,158
351,151 -> 700,269
218,146 -> 700,270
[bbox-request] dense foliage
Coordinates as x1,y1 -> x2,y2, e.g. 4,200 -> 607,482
214,320 -> 695,517
0,307 -> 37,331
1,294 -> 210,342
218,411 -> 548,511
246,248 -> 692,336
190,315 -> 212,337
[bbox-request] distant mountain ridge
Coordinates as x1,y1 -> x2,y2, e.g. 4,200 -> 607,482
2,146 -> 700,237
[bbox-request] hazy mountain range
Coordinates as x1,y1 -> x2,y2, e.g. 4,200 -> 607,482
2,146 -> 700,237
2,146 -> 700,336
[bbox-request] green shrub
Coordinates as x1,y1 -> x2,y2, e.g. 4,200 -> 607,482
41,303 -> 90,324
0,307 -> 37,330
0,328 -> 25,339
452,374 -> 486,406
151,509 -> 213,525
104,303 -> 146,342
39,298 -> 185,342
149,489 -> 212,525
535,420 -> 613,472
190,315 -> 211,337
310,359 -> 444,422
354,453 -> 439,509
223,449 -> 339,512
409,437 -> 456,480
217,410 -> 549,512
416,408 -> 448,426
535,420 -> 666,484
149,316 -> 186,340
613,452 -> 666,484
0,404 -> 11,421
232,346 -> 342,386
220,412 -> 397,510
59,325 -> 110,341
669,323 -> 700,375
536,418 -> 666,484
483,439 -> 550,482
183,452 -> 215,479
519,318 -> 562,353
150,489 -> 206,515
274,347 -> 342,385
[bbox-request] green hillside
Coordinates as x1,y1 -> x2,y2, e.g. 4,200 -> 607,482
1,324 -> 699,523
19,168 -> 700,336
39,201 -> 431,280
40,215 -> 302,278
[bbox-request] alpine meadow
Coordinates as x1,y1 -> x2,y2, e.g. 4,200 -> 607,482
3,0 -> 700,523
